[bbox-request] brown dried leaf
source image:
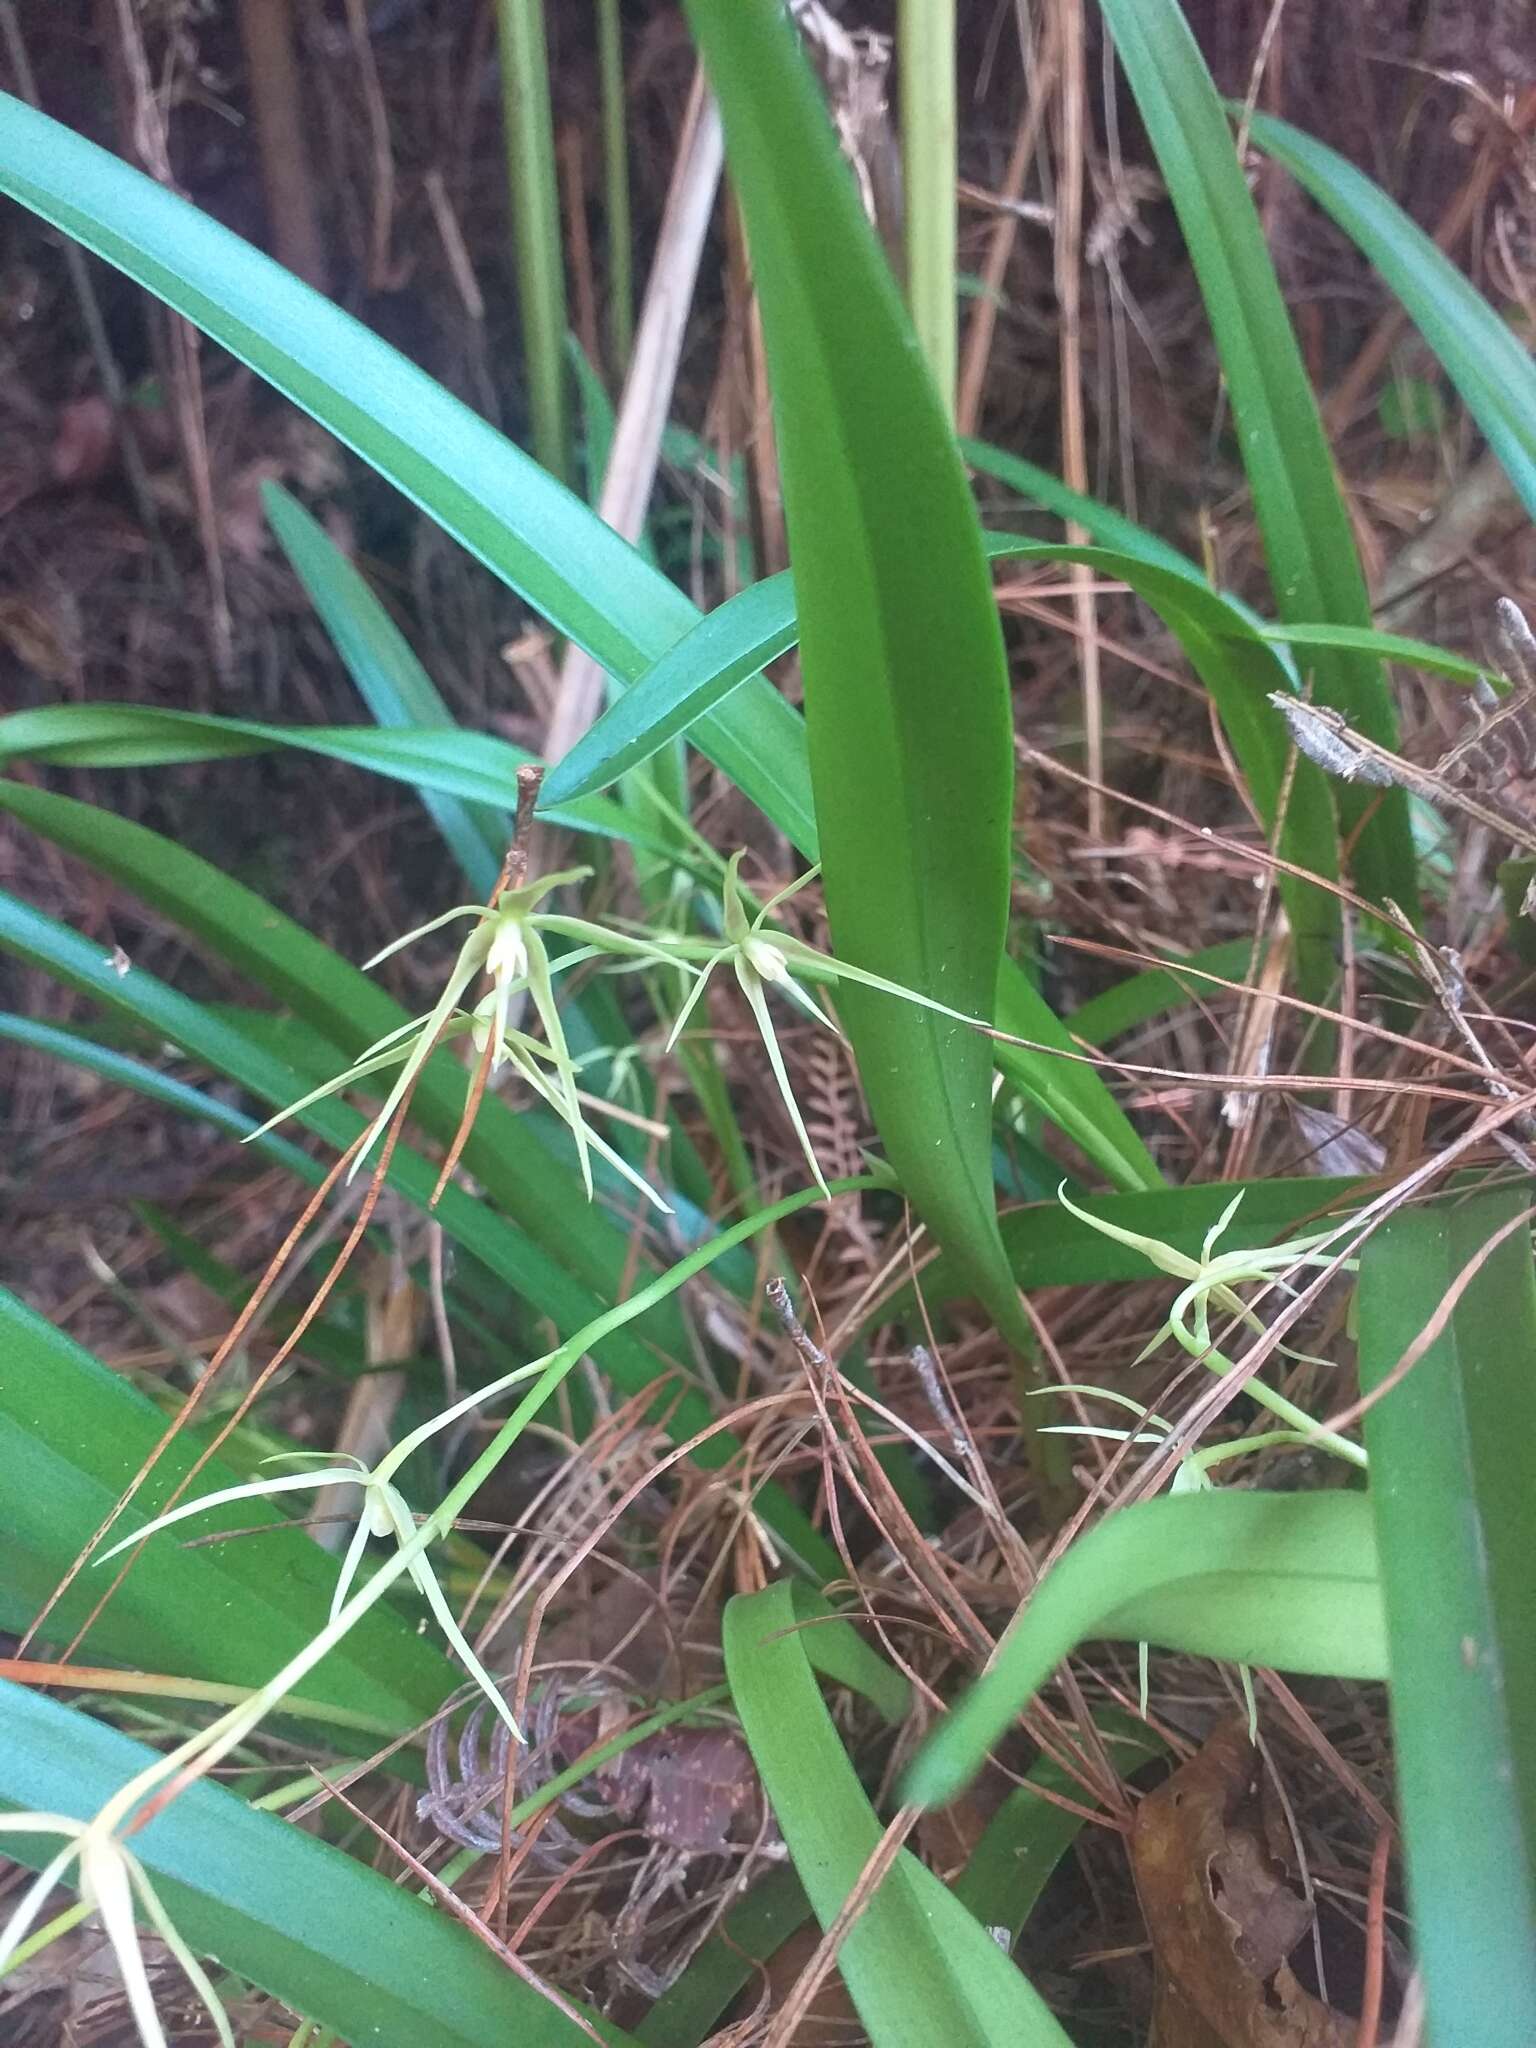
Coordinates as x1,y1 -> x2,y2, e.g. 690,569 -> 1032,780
1130,1719 -> 1353,2048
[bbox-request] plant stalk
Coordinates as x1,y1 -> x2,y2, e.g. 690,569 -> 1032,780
494,0 -> 570,484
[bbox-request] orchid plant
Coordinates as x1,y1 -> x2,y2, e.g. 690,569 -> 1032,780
250,845 -> 996,1202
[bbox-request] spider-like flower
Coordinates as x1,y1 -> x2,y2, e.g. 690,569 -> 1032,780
1054,1186 -> 1366,1468
0,1806 -> 233,2048
249,852 -> 993,1205
98,1347 -> 560,1745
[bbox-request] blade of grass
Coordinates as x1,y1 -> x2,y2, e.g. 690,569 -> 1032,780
1065,939 -> 1263,1046
724,1580 -> 1075,2046
1095,0 -> 1417,919
1355,1188 -> 1536,2045
899,0 -> 957,414
1247,109 -> 1536,518
596,0 -> 632,377
0,704 -> 645,849
683,0 -> 1038,1355
0,1681 -> 633,2048
260,482 -> 504,895
494,0 -> 569,485
0,1290 -> 454,1731
904,1491 -> 1384,1809
952,1711 -> 1167,1949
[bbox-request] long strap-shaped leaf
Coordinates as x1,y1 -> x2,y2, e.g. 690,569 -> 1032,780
684,0 -> 1076,1342
1247,111 -> 1536,520
0,88 -> 1148,1193
724,1582 -> 1074,2046
1095,0 -> 1416,920
904,1491 -> 1384,1809
0,704 -> 643,845
1356,1190 -> 1536,2047
0,1681 -> 633,2048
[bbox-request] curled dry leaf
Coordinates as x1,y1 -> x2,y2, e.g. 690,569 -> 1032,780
1130,1719 -> 1354,2048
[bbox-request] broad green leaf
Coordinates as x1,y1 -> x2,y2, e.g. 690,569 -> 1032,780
1356,1189 -> 1536,2045
261,481 -> 504,894
1247,110 -> 1536,518
904,1491 -> 1384,1808
1096,0 -> 1417,919
0,88 -> 816,855
0,1292 -> 452,1732
0,887 -> 838,1582
683,0 -> 1033,1347
724,1581 -> 1074,2046
0,1681 -> 632,2048
0,703 -> 642,847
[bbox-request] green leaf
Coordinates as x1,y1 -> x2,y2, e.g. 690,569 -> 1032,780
0,88 -> 816,855
1247,110 -> 1536,518
960,435 -> 1202,576
1257,619 -> 1487,686
261,481 -> 505,895
1096,0 -> 1417,918
0,702 -> 641,847
952,1711 -> 1167,1948
0,1292 -> 453,1732
682,0 -> 1032,1346
1356,1188 -> 1536,2045
0,1681 -> 632,2047
904,1491 -> 1384,1809
724,1581 -> 1074,2046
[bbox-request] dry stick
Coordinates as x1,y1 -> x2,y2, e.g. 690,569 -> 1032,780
339,0 -> 397,289
1357,1817 -> 1396,2048
955,11 -> 1060,438
540,71 -> 724,772
238,0 -> 329,291
105,0 -> 231,677
1051,0 -> 1103,841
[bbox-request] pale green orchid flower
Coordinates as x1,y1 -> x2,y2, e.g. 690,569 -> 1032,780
97,1345 -> 565,1745
1054,1187 -> 1366,1468
0,1808 -> 234,2048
